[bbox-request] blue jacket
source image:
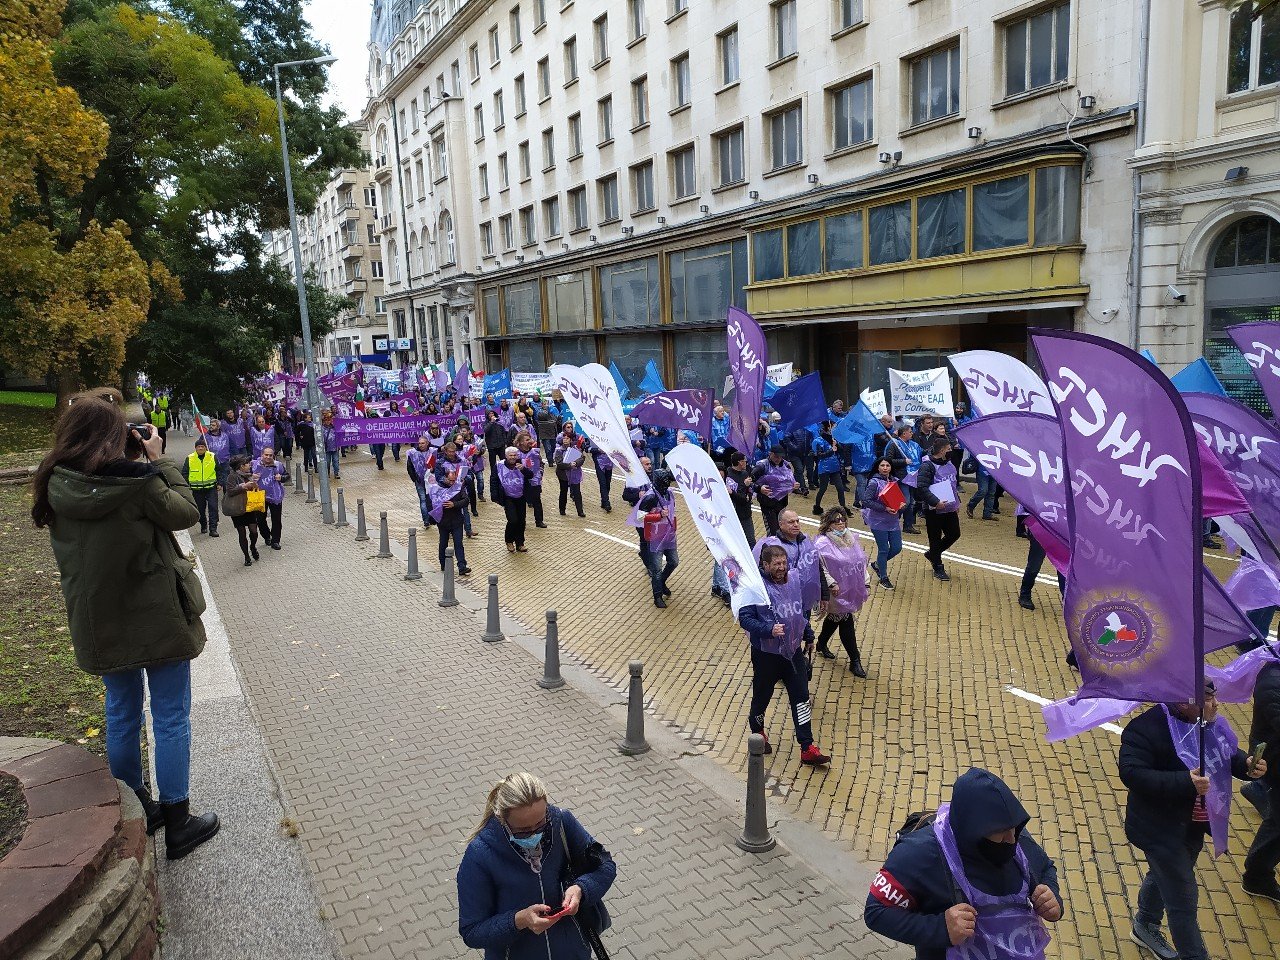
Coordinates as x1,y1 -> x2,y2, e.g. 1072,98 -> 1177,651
812,437 -> 841,475
738,602 -> 814,652
457,806 -> 617,960
710,415 -> 731,453
864,768 -> 1061,960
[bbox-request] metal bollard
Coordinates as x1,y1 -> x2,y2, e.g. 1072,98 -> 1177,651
376,512 -> 392,558
737,734 -> 777,852
439,548 -> 459,607
334,488 -> 349,528
619,661 -> 651,756
294,463 -> 304,494
305,470 -> 317,504
404,529 -> 422,580
538,610 -> 565,690
354,499 -> 369,541
480,574 -> 504,642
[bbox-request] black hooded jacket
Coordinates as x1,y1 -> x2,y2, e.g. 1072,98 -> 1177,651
864,768 -> 1061,959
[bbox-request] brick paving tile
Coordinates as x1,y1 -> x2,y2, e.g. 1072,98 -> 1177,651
252,449 -> 1280,960
192,450 -> 905,960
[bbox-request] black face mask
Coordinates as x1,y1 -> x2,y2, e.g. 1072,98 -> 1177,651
977,838 -> 1017,866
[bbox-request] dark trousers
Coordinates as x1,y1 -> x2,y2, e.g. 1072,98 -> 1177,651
256,501 -> 282,545
1019,536 -> 1066,602
437,517 -> 466,570
748,647 -> 813,749
1134,831 -> 1209,960
193,487 -> 218,532
644,547 -> 678,600
301,445 -> 317,472
526,484 -> 544,525
813,472 -> 847,510
596,467 -> 613,508
758,495 -> 788,538
280,436 -> 294,459
503,493 -> 527,547
967,471 -> 997,517
816,616 -> 858,662
464,474 -> 480,516
923,510 -> 961,568
1244,781 -> 1280,886
734,505 -> 757,548
558,480 -> 584,515
787,455 -> 809,493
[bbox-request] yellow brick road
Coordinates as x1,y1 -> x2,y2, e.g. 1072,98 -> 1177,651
316,448 -> 1278,960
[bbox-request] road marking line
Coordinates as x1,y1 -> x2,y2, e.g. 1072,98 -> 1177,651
1005,686 -> 1124,735
586,528 -> 640,550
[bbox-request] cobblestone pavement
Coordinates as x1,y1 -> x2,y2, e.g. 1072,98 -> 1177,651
183,435 -> 910,960
283,445 -> 1280,960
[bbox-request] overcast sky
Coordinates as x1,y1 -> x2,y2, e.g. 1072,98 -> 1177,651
307,0 -> 374,121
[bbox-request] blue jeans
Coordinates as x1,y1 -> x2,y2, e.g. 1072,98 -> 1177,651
712,561 -> 730,593
872,529 -> 902,579
102,661 -> 192,804
326,449 -> 340,478
415,482 -> 431,525
645,547 -> 679,599
967,469 -> 997,517
1135,831 -> 1208,960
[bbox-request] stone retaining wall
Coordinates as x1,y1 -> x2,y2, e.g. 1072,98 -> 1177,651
0,738 -> 158,960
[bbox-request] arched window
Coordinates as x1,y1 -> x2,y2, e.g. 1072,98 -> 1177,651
408,231 -> 421,277
422,226 -> 435,272
439,210 -> 456,266
376,126 -> 389,164
387,239 -> 400,282
1204,215 -> 1280,416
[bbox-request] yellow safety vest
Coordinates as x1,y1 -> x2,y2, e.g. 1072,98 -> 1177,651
186,452 -> 218,489
150,406 -> 167,427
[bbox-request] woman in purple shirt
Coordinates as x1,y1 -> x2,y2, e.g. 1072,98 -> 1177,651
864,458 -> 904,590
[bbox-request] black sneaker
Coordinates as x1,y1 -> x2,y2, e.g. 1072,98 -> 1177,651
209,531 -> 219,538
1243,877 -> 1280,904
1018,596 -> 1035,611
1130,920 -> 1177,960
933,565 -> 950,582
654,597 -> 667,609
879,576 -> 894,589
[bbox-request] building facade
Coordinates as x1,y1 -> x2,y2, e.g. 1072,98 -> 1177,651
268,124 -> 388,372
358,0 -> 1271,411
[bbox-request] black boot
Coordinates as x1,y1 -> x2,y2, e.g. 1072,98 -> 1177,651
134,787 -> 163,836
162,799 -> 220,860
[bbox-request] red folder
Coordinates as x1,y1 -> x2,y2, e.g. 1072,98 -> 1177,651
878,480 -> 906,512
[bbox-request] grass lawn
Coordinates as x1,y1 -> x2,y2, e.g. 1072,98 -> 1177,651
0,391 -> 56,409
0,401 -> 58,471
0,468 -> 105,756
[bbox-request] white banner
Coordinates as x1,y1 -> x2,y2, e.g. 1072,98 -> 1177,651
889,368 -> 954,418
859,388 -> 888,419
261,383 -> 285,403
468,374 -> 486,400
550,363 -> 649,487
665,444 -> 769,617
766,362 -> 794,387
512,371 -> 554,396
947,350 -> 1055,417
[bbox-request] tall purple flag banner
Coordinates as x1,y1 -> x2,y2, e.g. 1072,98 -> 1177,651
453,360 -> 471,395
550,363 -> 650,487
1033,330 -> 1203,705
631,389 -> 713,436
331,410 -> 486,445
1227,322 -> 1280,415
433,367 -> 450,392
726,306 -> 767,455
948,350 -> 1056,417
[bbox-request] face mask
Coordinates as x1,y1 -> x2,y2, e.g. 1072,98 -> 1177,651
977,838 -> 1018,866
511,831 -> 543,850
830,528 -> 848,538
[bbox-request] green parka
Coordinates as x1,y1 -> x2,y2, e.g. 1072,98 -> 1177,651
46,458 -> 207,675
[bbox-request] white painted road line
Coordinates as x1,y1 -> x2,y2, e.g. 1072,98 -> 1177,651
586,527 -> 641,550
1005,686 -> 1125,736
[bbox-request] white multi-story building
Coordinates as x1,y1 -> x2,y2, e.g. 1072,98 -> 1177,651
360,0 -> 1273,411
269,124 -> 388,372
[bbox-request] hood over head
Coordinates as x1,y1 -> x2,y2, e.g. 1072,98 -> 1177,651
949,767 -> 1029,855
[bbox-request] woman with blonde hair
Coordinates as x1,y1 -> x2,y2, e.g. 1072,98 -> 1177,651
457,772 -> 616,959
813,507 -> 870,677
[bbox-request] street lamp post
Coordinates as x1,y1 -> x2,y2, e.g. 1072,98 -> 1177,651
274,55 -> 338,523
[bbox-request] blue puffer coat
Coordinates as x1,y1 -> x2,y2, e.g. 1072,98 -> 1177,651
457,806 -> 617,960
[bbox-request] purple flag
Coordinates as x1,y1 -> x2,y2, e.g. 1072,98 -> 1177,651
1227,321 -> 1280,415
453,359 -> 471,395
433,367 -> 449,392
1033,330 -> 1203,705
631,389 -> 712,436
726,306 -> 767,455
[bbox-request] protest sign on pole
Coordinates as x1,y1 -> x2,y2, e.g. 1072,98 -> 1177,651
766,362 -> 793,387
1228,321 -> 1280,414
512,371 -> 554,396
888,368 -> 954,418
631,389 -> 713,436
859,389 -> 887,419
767,372 -> 828,431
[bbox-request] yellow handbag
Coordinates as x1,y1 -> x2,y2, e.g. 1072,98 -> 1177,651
245,488 -> 266,513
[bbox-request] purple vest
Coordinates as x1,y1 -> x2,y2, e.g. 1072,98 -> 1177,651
250,425 -> 274,458
251,458 -> 286,504
756,459 -> 796,501
863,476 -> 905,531
644,489 -> 677,552
204,430 -> 231,465
522,449 -> 543,487
753,535 -> 822,611
1162,706 -> 1238,858
933,804 -> 1050,960
429,479 -> 466,521
408,448 -> 432,485
815,534 -> 868,616
757,573 -> 807,659
555,447 -> 584,484
928,459 -> 960,513
224,421 -> 245,456
497,461 -> 526,498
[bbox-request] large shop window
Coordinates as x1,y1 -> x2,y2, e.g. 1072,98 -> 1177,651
669,239 -> 748,325
481,288 -> 500,336
752,229 -> 784,282
600,256 -> 661,327
507,338 -> 545,372
550,336 -> 597,365
673,331 -> 729,392
1034,165 -> 1081,246
546,270 -> 595,331
972,175 -> 1029,252
825,211 -> 863,272
503,280 -> 543,334
916,188 -> 967,259
869,201 -> 911,265
786,220 -> 822,277
606,333 -> 663,394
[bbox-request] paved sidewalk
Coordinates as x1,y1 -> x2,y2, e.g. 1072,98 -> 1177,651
186,457 -> 910,959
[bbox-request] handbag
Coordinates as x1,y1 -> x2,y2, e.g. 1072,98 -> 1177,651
245,488 -> 266,512
558,822 -> 612,960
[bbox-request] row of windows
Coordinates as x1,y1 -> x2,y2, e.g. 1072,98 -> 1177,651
750,164 -> 1082,283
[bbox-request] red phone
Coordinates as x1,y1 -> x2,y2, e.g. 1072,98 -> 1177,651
541,905 -> 570,921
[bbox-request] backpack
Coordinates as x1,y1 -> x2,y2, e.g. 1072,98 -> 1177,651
894,810 -> 938,846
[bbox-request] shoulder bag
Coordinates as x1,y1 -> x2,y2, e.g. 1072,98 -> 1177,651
558,822 -> 613,960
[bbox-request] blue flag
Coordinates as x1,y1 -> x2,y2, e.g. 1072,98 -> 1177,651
1171,357 -> 1228,397
447,355 -> 457,377
832,401 -> 883,446
639,359 -> 666,395
609,360 -> 630,400
483,369 -> 513,401
763,379 -> 779,401
767,372 -> 828,431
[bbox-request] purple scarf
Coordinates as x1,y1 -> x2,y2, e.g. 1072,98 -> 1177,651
1161,706 -> 1238,858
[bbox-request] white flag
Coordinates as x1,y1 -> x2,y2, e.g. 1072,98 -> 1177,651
665,444 -> 769,617
551,363 -> 650,487
948,350 -> 1055,417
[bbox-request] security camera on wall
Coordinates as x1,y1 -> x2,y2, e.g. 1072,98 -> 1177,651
1167,285 -> 1187,303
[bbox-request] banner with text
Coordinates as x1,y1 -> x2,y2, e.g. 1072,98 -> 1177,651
631,389 -> 713,436
331,409 -> 486,445
889,367 -> 954,418
948,350 -> 1055,417
550,363 -> 650,487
